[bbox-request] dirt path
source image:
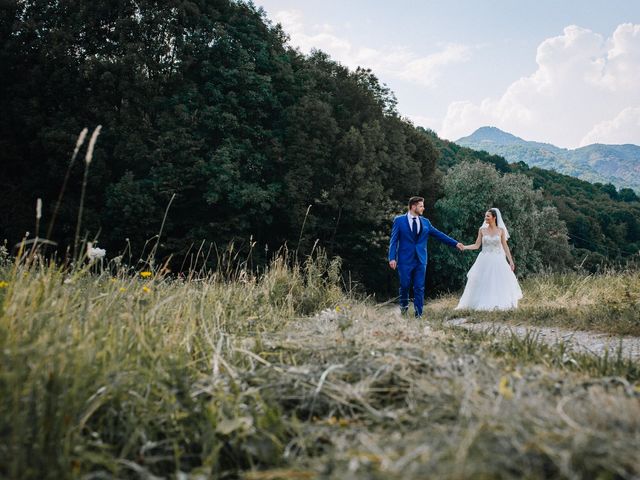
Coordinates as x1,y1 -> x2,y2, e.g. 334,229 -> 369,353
444,317 -> 640,360
273,307 -> 640,361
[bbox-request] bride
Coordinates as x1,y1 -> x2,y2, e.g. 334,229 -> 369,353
456,208 -> 523,311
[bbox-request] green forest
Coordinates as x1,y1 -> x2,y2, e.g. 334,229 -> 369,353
1,0 -> 639,295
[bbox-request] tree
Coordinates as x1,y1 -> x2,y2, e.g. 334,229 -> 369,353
619,188 -> 639,203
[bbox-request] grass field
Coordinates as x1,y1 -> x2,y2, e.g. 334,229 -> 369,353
426,270 -> 640,336
1,252 -> 639,479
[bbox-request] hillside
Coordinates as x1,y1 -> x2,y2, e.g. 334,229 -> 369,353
0,0 -> 440,295
1,0 -> 638,293
456,127 -> 640,192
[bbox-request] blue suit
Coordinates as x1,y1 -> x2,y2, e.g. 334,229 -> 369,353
388,214 -> 459,316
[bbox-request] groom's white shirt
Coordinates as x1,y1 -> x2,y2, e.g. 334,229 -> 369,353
406,213 -> 422,234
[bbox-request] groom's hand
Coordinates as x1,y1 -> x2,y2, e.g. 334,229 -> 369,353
389,260 -> 397,270
456,242 -> 464,251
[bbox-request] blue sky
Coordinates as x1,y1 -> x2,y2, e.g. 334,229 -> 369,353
255,1 -> 640,148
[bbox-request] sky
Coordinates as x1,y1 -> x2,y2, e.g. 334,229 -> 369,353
255,0 -> 640,149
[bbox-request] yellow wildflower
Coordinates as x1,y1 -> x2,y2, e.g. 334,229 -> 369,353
325,416 -> 351,427
0,281 -> 8,288
119,287 -> 126,293
140,271 -> 152,278
142,286 -> 151,293
498,376 -> 513,400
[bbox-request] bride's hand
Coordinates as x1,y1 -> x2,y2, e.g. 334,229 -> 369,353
509,261 -> 515,271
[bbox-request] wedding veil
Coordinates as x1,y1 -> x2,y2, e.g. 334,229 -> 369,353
481,208 -> 510,240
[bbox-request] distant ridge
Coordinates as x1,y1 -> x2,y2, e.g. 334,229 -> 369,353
458,126 -> 528,145
456,127 -> 640,192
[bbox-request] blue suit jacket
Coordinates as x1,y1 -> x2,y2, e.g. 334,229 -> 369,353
388,215 -> 458,265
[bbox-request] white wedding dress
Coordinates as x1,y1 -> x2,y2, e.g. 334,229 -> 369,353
456,231 -> 523,311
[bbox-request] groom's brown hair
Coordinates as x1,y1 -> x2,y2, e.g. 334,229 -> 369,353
408,196 -> 424,208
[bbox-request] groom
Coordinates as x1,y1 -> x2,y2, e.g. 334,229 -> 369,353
388,197 -> 464,318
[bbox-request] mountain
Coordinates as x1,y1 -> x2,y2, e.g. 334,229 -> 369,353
456,127 -> 640,192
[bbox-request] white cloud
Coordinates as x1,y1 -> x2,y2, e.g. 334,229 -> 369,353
440,24 -> 640,147
580,107 -> 640,146
273,9 -> 471,88
600,23 -> 640,91
404,114 -> 441,131
396,44 -> 472,86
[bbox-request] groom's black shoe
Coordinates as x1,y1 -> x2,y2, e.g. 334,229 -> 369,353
400,307 -> 409,316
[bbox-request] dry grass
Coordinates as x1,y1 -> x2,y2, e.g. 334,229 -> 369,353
1,254 -> 639,479
426,270 -> 640,336
0,251 -> 343,478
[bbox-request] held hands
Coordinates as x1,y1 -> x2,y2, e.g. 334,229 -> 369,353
390,243 -> 465,268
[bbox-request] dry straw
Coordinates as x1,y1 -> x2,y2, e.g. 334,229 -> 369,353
73,125 -> 102,259
34,198 -> 42,239
46,127 -> 88,241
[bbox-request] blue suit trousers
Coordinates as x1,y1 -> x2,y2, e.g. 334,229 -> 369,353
397,257 -> 427,316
